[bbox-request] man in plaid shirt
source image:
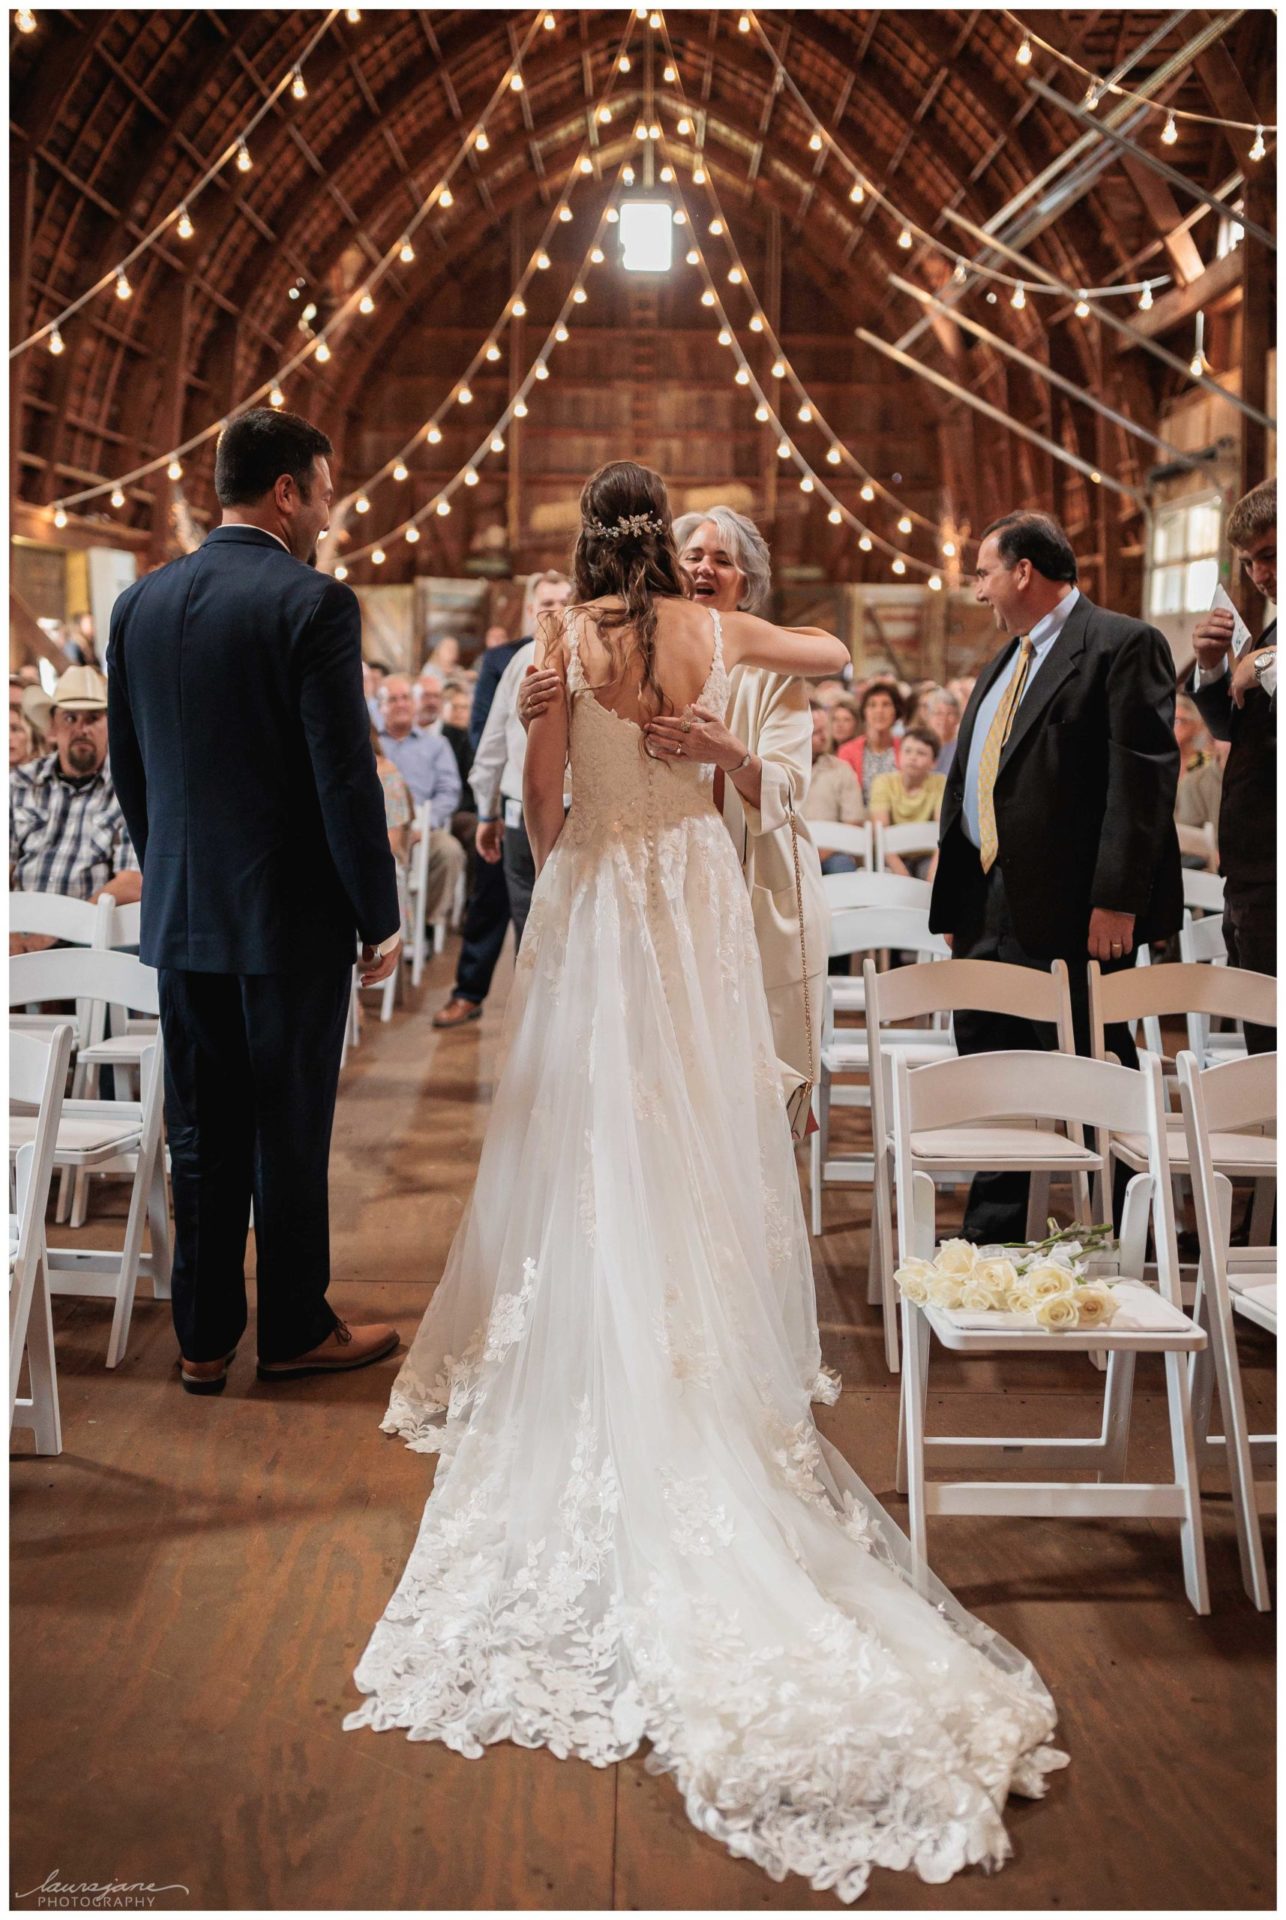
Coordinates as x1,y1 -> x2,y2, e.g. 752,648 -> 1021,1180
10,665 -> 140,951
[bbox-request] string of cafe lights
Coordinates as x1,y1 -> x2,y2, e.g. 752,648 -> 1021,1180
1003,10 -> 1274,153
333,162 -> 637,577
663,154 -> 944,586
46,9 -> 550,527
333,9 -> 644,520
738,9 -> 1171,314
11,8 -> 347,360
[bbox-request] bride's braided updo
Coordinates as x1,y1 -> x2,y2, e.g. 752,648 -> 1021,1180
569,461 -> 690,722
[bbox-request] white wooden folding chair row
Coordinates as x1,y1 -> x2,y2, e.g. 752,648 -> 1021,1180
1178,1050 -> 1276,1610
816,820 -> 873,870
9,949 -> 171,1368
862,958 -> 1081,1373
1182,869 -> 1225,918
873,821 -> 940,873
8,892 -> 115,1039
10,1024 -> 74,1456
892,1047 -> 1210,1613
808,905 -> 949,1237
402,800 -> 448,986
818,871 -> 932,1020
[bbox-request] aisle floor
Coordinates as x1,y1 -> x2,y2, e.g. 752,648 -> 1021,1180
10,944 -> 1276,1911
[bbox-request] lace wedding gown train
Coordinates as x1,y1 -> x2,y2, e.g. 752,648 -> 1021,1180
343,609 -> 1067,1903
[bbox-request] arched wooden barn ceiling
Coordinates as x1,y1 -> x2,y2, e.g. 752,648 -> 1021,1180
10,7 -> 1276,593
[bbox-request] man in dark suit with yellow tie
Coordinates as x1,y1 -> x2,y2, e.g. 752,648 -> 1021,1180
930,510 -> 1183,1242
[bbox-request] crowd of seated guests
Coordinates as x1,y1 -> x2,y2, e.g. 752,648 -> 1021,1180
803,700 -> 865,873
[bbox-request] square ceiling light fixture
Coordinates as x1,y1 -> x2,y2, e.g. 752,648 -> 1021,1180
619,198 -> 673,273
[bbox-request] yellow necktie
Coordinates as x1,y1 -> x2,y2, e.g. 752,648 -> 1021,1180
976,636 -> 1034,874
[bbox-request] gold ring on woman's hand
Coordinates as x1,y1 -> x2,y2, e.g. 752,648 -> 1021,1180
681,717 -> 692,733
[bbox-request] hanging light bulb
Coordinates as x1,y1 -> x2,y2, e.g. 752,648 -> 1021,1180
334,564 -> 348,580
1016,34 -> 1032,66
399,237 -> 415,263
439,187 -> 454,209
800,476 -> 814,493
777,440 -> 791,459
634,120 -> 649,141
558,204 -> 573,222
371,548 -> 386,566
1189,346 -> 1205,376
344,7 -> 361,21
543,9 -> 556,26
464,467 -> 479,486
16,6 -> 36,29
490,434 -> 505,453
48,326 -> 64,356
606,207 -> 619,223
797,404 -> 812,423
358,290 -> 375,315
754,404 -> 769,422
426,424 -> 442,444
952,260 -> 968,285
1010,284 -> 1026,310
475,129 -> 489,153
290,67 -> 307,100
623,165 -> 636,185
618,53 -> 631,72
572,285 -> 587,303
928,574 -> 943,591
236,139 -> 252,173
393,462 -> 409,482
897,514 -> 912,534
648,9 -> 662,25
717,327 -> 732,345
897,228 -> 913,250
734,367 -> 750,385
510,72 -> 524,91
860,482 -> 875,503
513,399 -> 529,417
555,323 -> 569,342
590,246 -> 605,263
314,338 -> 331,362
770,359 -> 785,378
671,200 -> 684,218
1137,283 -> 1154,311
738,13 -> 751,31
700,289 -> 716,307
808,130 -> 823,152
677,116 -> 691,135
115,269 -> 132,301
599,105 -> 612,124
858,534 -> 872,552
167,459 -> 183,481
436,499 -> 452,515
849,179 -> 865,204
111,487 -> 125,509
891,558 -> 907,575
355,495 -> 371,514
664,62 -> 677,83
458,385 -> 473,403
53,506 -> 67,528
660,164 -> 674,183
727,266 -> 743,285
826,446 -> 841,465
1074,293 -> 1091,319
405,525 -> 420,543
176,206 -> 194,240
942,540 -> 957,558
748,314 -> 764,332
579,155 -> 594,177
534,362 -> 549,380
693,165 -> 706,184
1090,470 -> 1102,485
511,297 -> 526,317
269,384 -> 284,407
1160,111 -> 1178,146
709,218 -> 724,236
828,507 -> 842,525
1249,125 -> 1266,162
685,248 -> 699,265
1083,83 -> 1101,111
485,343 -> 502,362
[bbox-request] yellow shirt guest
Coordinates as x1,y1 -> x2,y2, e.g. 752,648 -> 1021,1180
868,726 -> 945,877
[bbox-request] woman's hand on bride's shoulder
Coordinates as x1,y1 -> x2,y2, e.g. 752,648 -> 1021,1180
518,665 -> 563,733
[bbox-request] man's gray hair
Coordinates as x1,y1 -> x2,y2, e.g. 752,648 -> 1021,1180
672,506 -> 772,613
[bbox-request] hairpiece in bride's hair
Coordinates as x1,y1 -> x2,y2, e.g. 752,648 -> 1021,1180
584,512 -> 667,544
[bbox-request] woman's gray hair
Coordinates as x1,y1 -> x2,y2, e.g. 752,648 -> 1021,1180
671,506 -> 772,613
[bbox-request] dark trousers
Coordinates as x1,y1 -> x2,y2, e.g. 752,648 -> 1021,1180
1224,884 -> 1276,1056
158,965 -> 350,1363
453,842 -> 511,1005
503,820 -> 537,949
952,868 -> 1137,1243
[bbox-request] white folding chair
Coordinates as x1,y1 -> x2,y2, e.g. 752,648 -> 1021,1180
815,820 -> 873,870
9,950 -> 171,1368
821,871 -> 931,914
403,801 -> 433,986
1179,911 -> 1229,967
10,1024 -> 74,1455
863,957 -> 1078,1373
1178,1050 -> 1276,1610
874,821 -> 940,873
1182,869 -> 1226,918
808,906 -> 950,1236
892,1047 -> 1209,1613
1176,821 -> 1218,870
8,891 -> 114,1039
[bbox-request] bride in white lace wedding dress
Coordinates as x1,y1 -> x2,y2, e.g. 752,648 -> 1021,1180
343,464 -> 1066,1903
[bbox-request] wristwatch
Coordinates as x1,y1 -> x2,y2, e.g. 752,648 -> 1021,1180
1253,649 -> 1276,681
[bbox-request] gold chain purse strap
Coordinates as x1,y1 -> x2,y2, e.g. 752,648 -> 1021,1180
783,788 -> 815,1135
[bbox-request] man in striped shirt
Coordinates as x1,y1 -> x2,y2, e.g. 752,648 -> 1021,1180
10,665 -> 140,952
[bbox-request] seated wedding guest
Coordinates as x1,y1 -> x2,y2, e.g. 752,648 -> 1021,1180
370,721 -> 414,942
1174,690 -> 1211,778
362,658 -> 388,724
483,623 -> 511,651
427,636 -> 461,676
803,701 -> 865,873
377,674 -> 464,924
10,705 -> 36,769
828,696 -> 860,747
442,683 -> 474,791
416,668 -> 445,733
10,665 -> 141,951
947,674 -> 977,713
1191,475 -> 1276,1051
917,685 -> 962,773
1176,735 -> 1225,855
869,725 -> 944,878
811,678 -> 849,709
838,679 -> 903,803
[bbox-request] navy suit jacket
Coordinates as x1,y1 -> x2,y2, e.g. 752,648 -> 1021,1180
930,594 -> 1183,957
468,638 -> 525,751
107,525 -> 400,974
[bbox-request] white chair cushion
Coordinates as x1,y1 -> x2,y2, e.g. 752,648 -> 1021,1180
909,1125 -> 1099,1164
1230,1276 -> 1278,1322
9,1113 -> 140,1158
1114,1123 -> 1276,1172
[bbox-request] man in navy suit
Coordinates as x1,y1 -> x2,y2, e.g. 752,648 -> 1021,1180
108,409 -> 403,1394
931,510 -> 1182,1241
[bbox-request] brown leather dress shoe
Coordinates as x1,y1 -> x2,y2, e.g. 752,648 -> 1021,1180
432,996 -> 483,1029
257,1318 -> 399,1381
179,1348 -> 237,1395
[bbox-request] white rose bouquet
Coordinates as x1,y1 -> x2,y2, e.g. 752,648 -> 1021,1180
894,1220 -> 1120,1330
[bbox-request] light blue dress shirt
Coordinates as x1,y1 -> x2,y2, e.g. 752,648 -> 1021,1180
961,587 -> 1080,849
378,726 -> 462,820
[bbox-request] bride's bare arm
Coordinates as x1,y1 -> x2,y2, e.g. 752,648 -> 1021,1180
720,612 -> 850,679
523,613 -> 570,874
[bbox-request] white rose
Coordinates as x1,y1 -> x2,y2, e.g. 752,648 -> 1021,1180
960,1277 -> 1009,1313
1035,1292 -> 1081,1331
894,1259 -> 934,1304
1009,1285 -> 1038,1314
927,1273 -> 967,1310
973,1257 -> 1019,1297
1071,1284 -> 1118,1330
1023,1263 -> 1079,1300
935,1239 -> 979,1278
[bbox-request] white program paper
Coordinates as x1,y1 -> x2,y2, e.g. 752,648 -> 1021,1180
1210,581 -> 1253,656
